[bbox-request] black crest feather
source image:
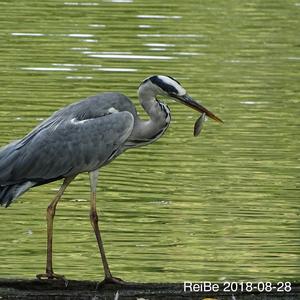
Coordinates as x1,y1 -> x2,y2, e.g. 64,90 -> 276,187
149,76 -> 178,94
148,76 -> 180,95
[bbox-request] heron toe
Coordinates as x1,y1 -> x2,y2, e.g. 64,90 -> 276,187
36,272 -> 66,281
100,276 -> 128,285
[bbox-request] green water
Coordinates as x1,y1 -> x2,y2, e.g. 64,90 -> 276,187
0,0 -> 299,283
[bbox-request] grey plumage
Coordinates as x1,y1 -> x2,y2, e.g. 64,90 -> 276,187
0,93 -> 136,207
0,75 -> 222,208
0,75 -> 223,282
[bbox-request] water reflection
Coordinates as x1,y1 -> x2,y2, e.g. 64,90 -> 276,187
22,67 -> 76,71
137,15 -> 182,19
84,51 -> 174,60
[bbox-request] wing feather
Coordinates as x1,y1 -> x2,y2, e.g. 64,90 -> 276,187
0,111 -> 134,185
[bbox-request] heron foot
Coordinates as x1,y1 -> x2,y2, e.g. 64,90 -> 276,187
36,272 -> 66,281
99,276 -> 128,286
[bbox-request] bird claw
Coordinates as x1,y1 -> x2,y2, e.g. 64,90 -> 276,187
36,272 -> 66,281
36,272 -> 68,286
99,276 -> 128,286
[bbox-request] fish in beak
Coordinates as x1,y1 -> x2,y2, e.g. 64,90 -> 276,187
172,94 -> 223,123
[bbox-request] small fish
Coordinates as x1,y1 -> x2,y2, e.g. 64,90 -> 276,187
193,112 -> 206,137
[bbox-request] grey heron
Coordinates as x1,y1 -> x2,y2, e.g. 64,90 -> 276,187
0,75 -> 222,284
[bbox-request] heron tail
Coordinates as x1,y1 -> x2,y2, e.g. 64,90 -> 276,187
0,141 -> 34,207
0,181 -> 34,208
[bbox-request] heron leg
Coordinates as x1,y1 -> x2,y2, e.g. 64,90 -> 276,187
89,170 -> 125,284
36,176 -> 75,280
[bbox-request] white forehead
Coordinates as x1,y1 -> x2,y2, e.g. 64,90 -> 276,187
157,75 -> 186,96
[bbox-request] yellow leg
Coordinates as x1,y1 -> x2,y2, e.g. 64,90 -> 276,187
36,176 -> 75,280
89,170 -> 125,284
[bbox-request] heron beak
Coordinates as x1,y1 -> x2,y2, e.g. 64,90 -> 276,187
173,94 -> 223,123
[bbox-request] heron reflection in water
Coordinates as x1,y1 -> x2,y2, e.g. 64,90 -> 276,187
0,75 -> 222,284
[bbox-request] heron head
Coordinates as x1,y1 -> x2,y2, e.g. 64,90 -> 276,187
142,75 -> 223,123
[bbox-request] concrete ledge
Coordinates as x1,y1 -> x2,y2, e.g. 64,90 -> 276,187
0,279 -> 299,300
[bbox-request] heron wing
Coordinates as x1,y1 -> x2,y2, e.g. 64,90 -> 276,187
0,111 -> 134,185
14,92 -> 137,150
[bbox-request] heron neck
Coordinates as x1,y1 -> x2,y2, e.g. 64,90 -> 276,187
128,88 -> 170,145
138,87 -> 166,123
